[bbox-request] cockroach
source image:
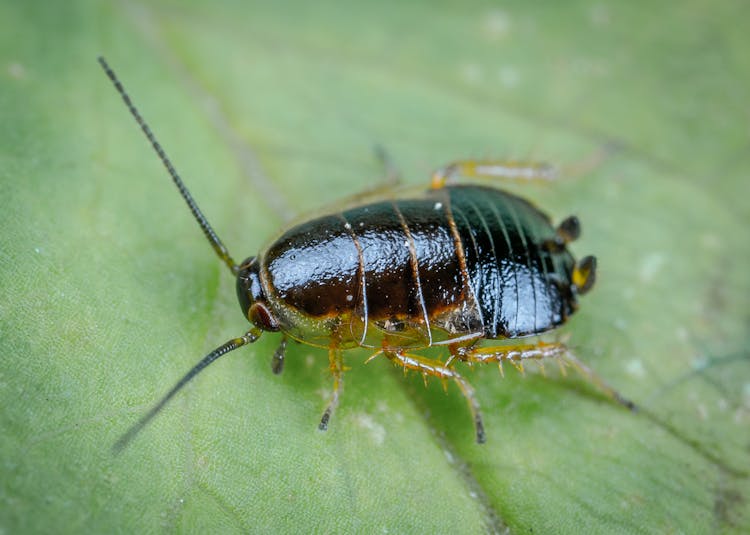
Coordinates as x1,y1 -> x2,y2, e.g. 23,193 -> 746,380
100,57 -> 633,452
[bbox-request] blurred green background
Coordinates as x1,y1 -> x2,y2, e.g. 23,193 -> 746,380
1,0 -> 749,532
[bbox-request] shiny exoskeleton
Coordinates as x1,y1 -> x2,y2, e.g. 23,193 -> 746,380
101,58 -> 632,452
239,185 -> 581,350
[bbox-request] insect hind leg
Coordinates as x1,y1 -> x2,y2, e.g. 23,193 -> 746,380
385,350 -> 485,444
431,159 -> 557,189
560,351 -> 636,410
455,341 -> 636,411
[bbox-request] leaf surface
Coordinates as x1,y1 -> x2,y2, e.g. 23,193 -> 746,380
1,1 -> 748,532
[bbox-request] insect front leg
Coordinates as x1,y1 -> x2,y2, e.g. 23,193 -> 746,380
454,341 -> 636,410
431,159 -> 557,189
384,350 -> 485,444
271,335 -> 288,375
318,347 -> 345,431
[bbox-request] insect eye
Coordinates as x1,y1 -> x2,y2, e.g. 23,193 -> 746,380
249,302 -> 280,332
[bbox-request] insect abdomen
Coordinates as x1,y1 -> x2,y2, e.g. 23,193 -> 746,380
262,185 -> 576,347
447,186 -> 576,338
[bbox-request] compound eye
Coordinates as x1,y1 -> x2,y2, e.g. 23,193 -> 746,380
249,302 -> 280,332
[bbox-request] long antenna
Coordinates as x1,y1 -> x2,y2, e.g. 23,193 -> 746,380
112,329 -> 261,454
98,56 -> 239,275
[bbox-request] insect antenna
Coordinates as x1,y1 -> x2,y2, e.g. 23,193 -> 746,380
98,56 -> 239,275
112,329 -> 261,454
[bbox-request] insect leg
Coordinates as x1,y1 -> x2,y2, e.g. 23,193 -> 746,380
431,159 -> 557,189
385,350 -> 485,444
456,340 -> 568,373
319,347 -> 344,431
559,351 -> 636,411
456,341 -> 636,411
373,144 -> 402,187
333,146 -> 403,207
271,335 -> 287,375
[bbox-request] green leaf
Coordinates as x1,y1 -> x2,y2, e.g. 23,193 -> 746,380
2,0 -> 748,532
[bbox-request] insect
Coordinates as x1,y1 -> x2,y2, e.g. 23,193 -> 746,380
100,57 -> 634,452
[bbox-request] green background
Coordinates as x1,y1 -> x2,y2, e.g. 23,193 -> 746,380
1,0 -> 749,532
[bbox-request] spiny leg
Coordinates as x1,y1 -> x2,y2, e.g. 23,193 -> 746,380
431,159 -> 557,189
453,340 -> 568,376
271,335 -> 287,375
385,350 -> 485,444
455,341 -> 635,410
319,347 -> 344,431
